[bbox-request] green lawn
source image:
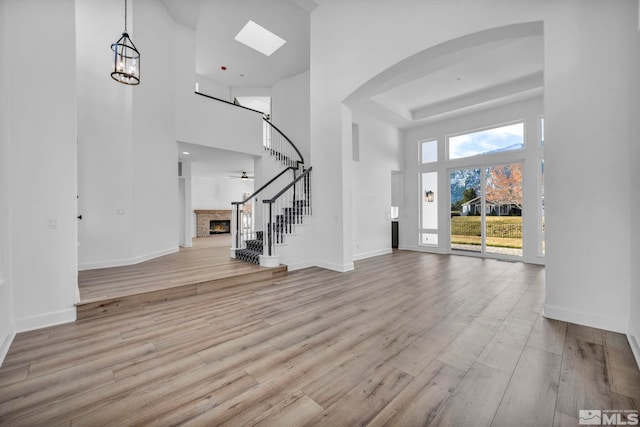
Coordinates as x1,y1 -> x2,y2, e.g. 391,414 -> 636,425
451,216 -> 522,249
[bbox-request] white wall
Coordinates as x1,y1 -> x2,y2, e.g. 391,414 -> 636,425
0,0 -> 15,363
174,24 -> 264,159
196,74 -> 231,101
628,2 -> 640,366
175,89 -> 264,157
352,110 -> 401,260
272,70 -> 311,164
311,0 -> 636,337
178,160 -> 192,247
5,0 -> 78,334
76,0 -> 136,267
77,0 -> 180,270
401,96 -> 543,264
543,1 -> 634,333
132,0 -> 179,261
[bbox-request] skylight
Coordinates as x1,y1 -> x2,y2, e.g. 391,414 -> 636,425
234,20 -> 286,56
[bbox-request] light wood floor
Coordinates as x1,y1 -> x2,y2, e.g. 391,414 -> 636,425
77,236 -> 286,319
79,236 -> 266,302
1,251 -> 639,426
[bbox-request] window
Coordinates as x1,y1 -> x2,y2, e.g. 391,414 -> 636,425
448,122 -> 524,160
421,139 -> 437,163
420,172 -> 438,246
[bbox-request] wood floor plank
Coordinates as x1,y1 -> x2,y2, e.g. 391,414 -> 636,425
1,354 -> 206,426
527,315 -> 567,355
428,362 -> 512,427
490,346 -> 562,427
248,391 -> 324,427
553,410 -> 579,427
367,360 -> 466,427
604,331 -> 640,402
306,363 -> 413,426
555,336 -> 613,418
436,316 -> 503,371
477,310 -> 538,374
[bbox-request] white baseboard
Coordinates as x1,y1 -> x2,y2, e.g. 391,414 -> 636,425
14,307 -> 76,333
543,303 -> 627,334
628,319 -> 640,370
0,323 -> 16,367
285,261 -> 315,271
78,246 -> 179,271
353,248 -> 392,261
399,244 -> 448,254
314,260 -> 355,273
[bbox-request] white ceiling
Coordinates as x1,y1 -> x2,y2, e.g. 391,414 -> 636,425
354,33 -> 544,128
161,0 -> 311,88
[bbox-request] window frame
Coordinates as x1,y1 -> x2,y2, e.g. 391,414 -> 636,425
446,120 -> 526,162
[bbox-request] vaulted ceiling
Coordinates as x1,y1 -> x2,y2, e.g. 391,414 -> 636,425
160,0 -> 312,88
160,1 -> 543,131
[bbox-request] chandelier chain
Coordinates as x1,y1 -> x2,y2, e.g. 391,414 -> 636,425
124,0 -> 128,33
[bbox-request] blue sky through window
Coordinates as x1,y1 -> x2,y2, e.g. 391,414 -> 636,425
449,123 -> 524,160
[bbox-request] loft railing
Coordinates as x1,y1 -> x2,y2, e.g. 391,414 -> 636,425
195,91 -> 304,168
231,166 -> 298,251
262,167 -> 312,257
195,91 -> 264,115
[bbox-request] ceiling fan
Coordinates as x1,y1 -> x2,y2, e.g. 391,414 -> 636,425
228,171 -> 254,181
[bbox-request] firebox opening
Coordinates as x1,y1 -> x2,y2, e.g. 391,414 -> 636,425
210,220 -> 231,235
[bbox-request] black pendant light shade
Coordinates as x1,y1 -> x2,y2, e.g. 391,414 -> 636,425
111,0 -> 140,85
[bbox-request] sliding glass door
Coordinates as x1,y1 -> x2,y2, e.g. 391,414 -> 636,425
450,164 -> 523,257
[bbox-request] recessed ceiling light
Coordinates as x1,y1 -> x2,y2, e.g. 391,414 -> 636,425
182,151 -> 190,155
234,20 -> 286,56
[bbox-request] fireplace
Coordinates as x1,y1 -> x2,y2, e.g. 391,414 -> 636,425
195,210 -> 232,237
210,220 -> 231,235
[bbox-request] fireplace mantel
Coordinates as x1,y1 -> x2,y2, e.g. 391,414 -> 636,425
194,210 -> 232,215
195,210 -> 232,237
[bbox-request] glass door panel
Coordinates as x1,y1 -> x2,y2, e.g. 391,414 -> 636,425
450,168 -> 482,253
485,164 -> 523,257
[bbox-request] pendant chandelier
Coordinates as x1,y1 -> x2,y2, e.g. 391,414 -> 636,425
111,0 -> 140,85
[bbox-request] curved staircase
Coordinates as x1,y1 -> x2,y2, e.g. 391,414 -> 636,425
195,92 -> 313,268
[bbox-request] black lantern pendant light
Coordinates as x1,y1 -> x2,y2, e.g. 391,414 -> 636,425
111,0 -> 140,85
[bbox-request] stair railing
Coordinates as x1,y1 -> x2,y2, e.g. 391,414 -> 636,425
231,166 -> 298,252
263,119 -> 304,170
262,167 -> 312,257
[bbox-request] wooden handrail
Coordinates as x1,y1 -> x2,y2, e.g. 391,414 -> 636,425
194,91 -> 265,115
263,167 -> 312,204
262,118 -> 305,165
232,167 -> 297,206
